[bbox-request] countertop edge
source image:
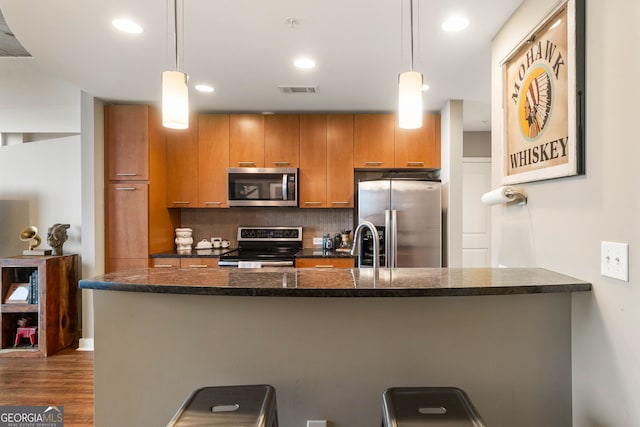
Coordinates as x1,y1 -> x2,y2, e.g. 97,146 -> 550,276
79,280 -> 592,298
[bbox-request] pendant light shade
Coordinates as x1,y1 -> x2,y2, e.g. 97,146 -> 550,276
162,70 -> 189,129
398,71 -> 423,129
398,0 -> 423,129
162,0 -> 189,129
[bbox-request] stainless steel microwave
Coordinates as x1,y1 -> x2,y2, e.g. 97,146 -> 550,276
227,167 -> 298,207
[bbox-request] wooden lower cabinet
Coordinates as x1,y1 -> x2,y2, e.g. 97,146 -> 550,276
151,257 -> 219,269
295,258 -> 355,268
0,255 -> 78,357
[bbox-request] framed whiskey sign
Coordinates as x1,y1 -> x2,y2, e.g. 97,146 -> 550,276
500,0 -> 585,184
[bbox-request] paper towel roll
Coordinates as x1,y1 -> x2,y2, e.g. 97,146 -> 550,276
481,186 -> 518,205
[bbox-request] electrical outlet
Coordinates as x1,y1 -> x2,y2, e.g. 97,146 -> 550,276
601,241 -> 629,281
313,237 -> 323,245
307,421 -> 327,427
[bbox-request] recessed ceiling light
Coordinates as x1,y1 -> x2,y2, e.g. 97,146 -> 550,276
442,15 -> 469,32
112,18 -> 143,34
195,84 -> 214,93
294,57 -> 316,69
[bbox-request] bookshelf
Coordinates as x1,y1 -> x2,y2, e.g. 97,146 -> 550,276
0,255 -> 78,357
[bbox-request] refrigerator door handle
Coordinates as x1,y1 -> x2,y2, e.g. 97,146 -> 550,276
385,209 -> 391,268
391,209 -> 398,269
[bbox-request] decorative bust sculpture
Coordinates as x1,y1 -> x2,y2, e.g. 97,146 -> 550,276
47,223 -> 70,256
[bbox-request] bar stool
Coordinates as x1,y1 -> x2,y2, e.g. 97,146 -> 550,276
381,387 -> 486,427
167,384 -> 279,427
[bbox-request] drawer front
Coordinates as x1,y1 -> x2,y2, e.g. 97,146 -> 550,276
180,258 -> 219,269
295,258 -> 355,268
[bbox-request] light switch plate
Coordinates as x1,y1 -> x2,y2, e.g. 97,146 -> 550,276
601,241 -> 629,281
307,421 -> 327,427
313,237 -> 323,245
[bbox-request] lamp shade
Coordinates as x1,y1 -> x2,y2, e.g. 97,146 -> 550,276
162,70 -> 189,129
398,71 -> 423,129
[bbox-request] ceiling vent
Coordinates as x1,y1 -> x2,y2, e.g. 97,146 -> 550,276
278,85 -> 318,94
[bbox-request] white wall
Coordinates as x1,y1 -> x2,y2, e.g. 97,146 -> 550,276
440,100 -> 464,267
0,57 -> 91,338
491,0 -> 640,425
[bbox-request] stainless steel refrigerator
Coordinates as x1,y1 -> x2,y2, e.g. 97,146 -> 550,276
357,179 -> 442,267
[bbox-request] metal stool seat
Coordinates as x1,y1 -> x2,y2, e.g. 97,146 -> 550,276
381,387 -> 486,427
167,384 -> 279,427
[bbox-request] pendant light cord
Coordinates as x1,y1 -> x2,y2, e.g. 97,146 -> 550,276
173,0 -> 180,71
409,0 -> 414,72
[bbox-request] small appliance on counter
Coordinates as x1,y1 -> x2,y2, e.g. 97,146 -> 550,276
218,226 -> 302,267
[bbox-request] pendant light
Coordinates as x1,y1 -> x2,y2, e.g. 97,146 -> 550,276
162,0 -> 189,129
398,0 -> 423,129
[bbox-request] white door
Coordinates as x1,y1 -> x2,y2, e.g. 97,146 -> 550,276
462,158 -> 491,267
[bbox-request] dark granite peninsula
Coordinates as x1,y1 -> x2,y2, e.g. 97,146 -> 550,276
81,267 -> 590,427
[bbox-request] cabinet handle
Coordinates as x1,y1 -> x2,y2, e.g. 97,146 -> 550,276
204,201 -> 222,205
116,173 -> 137,176
153,264 -> 175,268
365,161 -> 384,166
315,265 -> 335,268
272,161 -> 290,166
172,201 -> 191,205
331,201 -> 350,205
115,187 -> 136,191
187,264 -> 209,268
304,201 -> 322,205
237,162 -> 256,166
406,161 -> 425,166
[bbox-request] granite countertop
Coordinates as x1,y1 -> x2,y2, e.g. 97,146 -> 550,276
79,267 -> 591,298
151,249 -> 236,258
151,248 -> 355,259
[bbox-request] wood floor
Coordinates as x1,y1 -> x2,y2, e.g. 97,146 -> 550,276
0,348 -> 94,426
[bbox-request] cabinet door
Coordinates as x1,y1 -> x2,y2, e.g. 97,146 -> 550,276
299,115 -> 327,208
107,183 -> 149,271
198,114 -> 229,208
353,114 -> 395,168
265,114 -> 299,167
105,105 -> 149,181
395,113 -> 439,168
327,114 -> 354,207
229,114 -> 264,167
166,122 -> 199,208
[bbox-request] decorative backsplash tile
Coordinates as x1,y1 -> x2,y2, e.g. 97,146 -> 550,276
180,208 -> 354,248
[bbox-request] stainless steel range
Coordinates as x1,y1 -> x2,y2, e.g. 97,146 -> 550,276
218,226 -> 302,267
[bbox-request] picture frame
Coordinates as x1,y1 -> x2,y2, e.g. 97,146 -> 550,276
500,0 -> 585,184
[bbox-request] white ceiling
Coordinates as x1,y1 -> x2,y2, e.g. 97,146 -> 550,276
0,0 -> 522,131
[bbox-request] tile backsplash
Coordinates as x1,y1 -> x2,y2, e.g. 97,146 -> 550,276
180,208 -> 354,248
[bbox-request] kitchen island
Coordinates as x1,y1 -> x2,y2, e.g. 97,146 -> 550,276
81,267 -> 590,426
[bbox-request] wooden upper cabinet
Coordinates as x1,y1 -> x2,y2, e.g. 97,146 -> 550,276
198,114 -> 230,208
353,114 -> 395,168
299,115 -> 328,208
105,105 -> 150,180
165,119 -> 199,208
326,114 -> 354,207
264,114 -> 299,168
229,114 -> 264,167
299,114 -> 354,209
395,113 -> 440,168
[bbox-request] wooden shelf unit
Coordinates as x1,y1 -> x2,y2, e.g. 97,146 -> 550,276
0,255 -> 79,357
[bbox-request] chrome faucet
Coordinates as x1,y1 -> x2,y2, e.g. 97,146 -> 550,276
351,220 -> 380,272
